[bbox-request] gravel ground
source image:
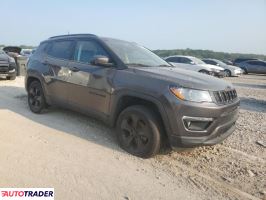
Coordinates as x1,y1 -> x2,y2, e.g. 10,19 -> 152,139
0,74 -> 265,200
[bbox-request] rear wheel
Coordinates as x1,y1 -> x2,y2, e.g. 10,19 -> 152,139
116,105 -> 162,158
28,81 -> 46,113
224,69 -> 231,77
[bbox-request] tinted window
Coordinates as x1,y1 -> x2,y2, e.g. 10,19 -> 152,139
34,42 -> 48,55
48,40 -> 74,60
248,61 -> 264,66
180,57 -> 191,64
204,60 -> 217,65
165,57 -> 180,63
74,40 -> 108,63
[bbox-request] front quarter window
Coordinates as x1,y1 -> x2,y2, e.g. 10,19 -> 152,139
103,39 -> 170,67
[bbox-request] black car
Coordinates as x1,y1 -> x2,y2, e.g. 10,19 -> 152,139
0,50 -> 17,80
25,34 -> 239,158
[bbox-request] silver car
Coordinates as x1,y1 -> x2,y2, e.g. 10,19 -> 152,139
165,55 -> 225,77
237,60 -> 266,74
202,58 -> 243,77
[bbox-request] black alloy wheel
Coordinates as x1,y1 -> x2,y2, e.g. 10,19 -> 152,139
28,81 -> 46,113
116,105 -> 161,158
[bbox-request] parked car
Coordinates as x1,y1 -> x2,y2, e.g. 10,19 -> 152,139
0,50 -> 17,80
26,34 -> 239,158
222,60 -> 234,66
237,60 -> 266,74
165,55 -> 225,77
20,49 -> 33,58
202,58 -> 243,77
233,58 -> 258,66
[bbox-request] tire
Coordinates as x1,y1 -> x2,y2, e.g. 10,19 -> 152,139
224,69 -> 231,77
28,81 -> 46,113
199,70 -> 209,75
243,68 -> 248,74
116,105 -> 162,158
7,75 -> 16,80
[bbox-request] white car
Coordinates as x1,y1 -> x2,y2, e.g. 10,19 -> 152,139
165,55 -> 225,77
202,58 -> 243,77
20,49 -> 33,58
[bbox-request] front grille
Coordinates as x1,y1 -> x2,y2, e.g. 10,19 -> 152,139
0,66 -> 9,72
213,89 -> 237,104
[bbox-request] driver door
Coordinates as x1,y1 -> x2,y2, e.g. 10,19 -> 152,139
66,39 -> 115,118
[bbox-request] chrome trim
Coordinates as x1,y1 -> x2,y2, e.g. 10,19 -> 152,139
182,116 -> 213,133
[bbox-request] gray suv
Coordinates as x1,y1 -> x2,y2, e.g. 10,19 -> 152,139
25,34 -> 240,158
237,60 -> 266,74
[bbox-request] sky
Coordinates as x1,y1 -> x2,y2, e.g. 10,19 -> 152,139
1,0 -> 266,54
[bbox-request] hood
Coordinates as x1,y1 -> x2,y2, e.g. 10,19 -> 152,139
131,66 -> 234,91
199,64 -> 224,71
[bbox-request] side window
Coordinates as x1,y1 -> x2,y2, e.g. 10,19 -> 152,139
248,61 -> 259,65
166,57 -> 179,63
180,58 -> 191,64
206,60 -> 217,65
74,40 -> 108,63
47,40 -> 74,60
35,42 -> 48,55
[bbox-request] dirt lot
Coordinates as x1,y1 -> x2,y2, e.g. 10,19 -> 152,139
0,75 -> 265,200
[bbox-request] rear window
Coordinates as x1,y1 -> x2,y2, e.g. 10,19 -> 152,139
165,57 -> 179,63
47,40 -> 74,60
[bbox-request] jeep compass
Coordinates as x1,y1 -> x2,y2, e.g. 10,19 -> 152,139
25,34 -> 240,158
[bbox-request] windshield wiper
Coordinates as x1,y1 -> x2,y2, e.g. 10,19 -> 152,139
126,63 -> 153,67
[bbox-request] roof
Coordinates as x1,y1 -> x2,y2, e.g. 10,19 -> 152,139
48,34 -> 97,40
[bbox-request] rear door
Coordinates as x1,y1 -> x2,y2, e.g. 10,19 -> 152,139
45,40 -> 75,104
66,39 -> 115,118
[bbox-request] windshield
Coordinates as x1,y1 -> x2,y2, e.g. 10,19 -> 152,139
0,50 -> 5,54
103,38 -> 170,67
215,60 -> 226,65
190,57 -> 205,65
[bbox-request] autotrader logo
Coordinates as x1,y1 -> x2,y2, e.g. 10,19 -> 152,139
0,188 -> 54,199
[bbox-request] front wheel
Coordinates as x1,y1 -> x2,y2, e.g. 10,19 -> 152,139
116,105 -> 162,158
224,69 -> 231,77
199,70 -> 210,75
28,81 -> 46,113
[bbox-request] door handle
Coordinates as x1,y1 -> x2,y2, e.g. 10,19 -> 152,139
69,67 -> 80,72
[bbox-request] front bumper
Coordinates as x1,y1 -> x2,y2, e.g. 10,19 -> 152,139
163,94 -> 240,148
0,63 -> 16,77
231,70 -> 243,76
211,70 -> 226,77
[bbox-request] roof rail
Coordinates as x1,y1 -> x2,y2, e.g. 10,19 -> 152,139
49,34 -> 97,39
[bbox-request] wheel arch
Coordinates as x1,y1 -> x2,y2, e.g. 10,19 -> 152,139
110,91 -> 171,139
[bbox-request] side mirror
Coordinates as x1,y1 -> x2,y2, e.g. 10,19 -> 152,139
216,63 -> 220,66
190,61 -> 195,65
91,55 -> 113,67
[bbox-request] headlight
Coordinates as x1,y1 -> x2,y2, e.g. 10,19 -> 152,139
170,87 -> 212,103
